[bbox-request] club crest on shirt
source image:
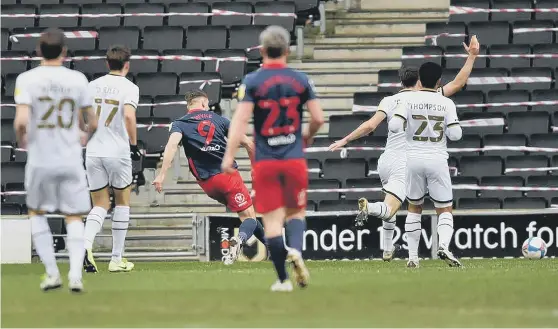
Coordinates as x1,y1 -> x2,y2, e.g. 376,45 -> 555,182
235,192 -> 247,206
237,84 -> 246,101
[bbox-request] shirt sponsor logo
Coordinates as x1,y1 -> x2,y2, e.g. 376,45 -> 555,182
201,144 -> 221,152
267,133 -> 296,146
235,192 -> 247,207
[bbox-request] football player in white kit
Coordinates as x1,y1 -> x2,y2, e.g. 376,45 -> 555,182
13,28 -> 98,292
389,62 -> 463,268
82,45 -> 141,273
329,36 -> 479,261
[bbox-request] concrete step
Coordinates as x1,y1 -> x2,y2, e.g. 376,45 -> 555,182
334,23 -> 425,36
360,0 -> 450,11
308,72 -> 378,85
289,60 -> 400,72
153,203 -> 227,213
93,226 -> 193,249
315,84 -> 377,94
324,0 -> 356,12
318,97 -> 354,110
327,10 -> 449,22
312,47 -> 402,61
306,35 -> 424,46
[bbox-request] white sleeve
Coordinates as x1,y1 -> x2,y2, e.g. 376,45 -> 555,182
124,84 -> 139,109
445,101 -> 462,141
79,76 -> 93,109
388,116 -> 406,133
14,74 -> 31,105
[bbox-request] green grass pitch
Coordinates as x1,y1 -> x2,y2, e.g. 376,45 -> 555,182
2,259 -> 558,327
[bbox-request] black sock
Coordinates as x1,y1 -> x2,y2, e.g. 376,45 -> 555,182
285,218 -> 305,253
267,236 -> 288,282
238,218 -> 257,243
253,219 -> 266,245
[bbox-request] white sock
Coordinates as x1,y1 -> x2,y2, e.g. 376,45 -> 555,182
66,220 -> 85,282
367,202 -> 391,220
437,212 -> 454,250
405,213 -> 422,261
382,215 -> 396,252
31,215 -> 60,278
111,206 -> 130,263
84,206 -> 107,250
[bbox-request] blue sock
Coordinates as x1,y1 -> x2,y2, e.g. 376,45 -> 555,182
253,220 -> 266,245
285,218 -> 305,253
267,236 -> 288,282
238,218 -> 257,243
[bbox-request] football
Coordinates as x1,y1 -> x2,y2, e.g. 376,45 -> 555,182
522,237 -> 547,259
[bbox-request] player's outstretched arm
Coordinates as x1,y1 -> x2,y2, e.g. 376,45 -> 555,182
153,132 -> 182,193
329,111 -> 386,151
305,99 -> 325,145
222,102 -> 254,173
441,35 -> 480,97
14,104 -> 30,148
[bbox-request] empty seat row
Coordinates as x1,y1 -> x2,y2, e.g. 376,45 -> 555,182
403,44 -> 558,70
1,2 -> 297,30
2,25 -> 267,54
450,0 -> 558,23
426,21 -> 558,47
2,49 -> 248,84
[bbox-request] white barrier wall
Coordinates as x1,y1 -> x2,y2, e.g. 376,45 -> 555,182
1,219 -> 31,264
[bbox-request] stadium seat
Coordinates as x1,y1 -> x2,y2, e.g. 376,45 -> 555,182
318,200 -> 355,212
1,29 -> 9,51
468,22 -> 510,46
179,72 -> 222,106
143,27 -> 185,52
448,134 -> 482,158
140,120 -> 171,154
186,26 -> 227,51
532,44 -> 558,68
1,203 -> 21,215
488,44 -> 531,69
211,2 -> 253,27
81,4 -> 122,28
1,51 -> 29,75
38,4 -> 79,28
235,0 -> 275,4
503,197 -> 548,209
512,20 -> 554,45
510,68 -> 553,91
460,156 -> 503,178
323,158 -> 366,181
1,162 -> 25,185
192,0 -> 227,6
529,134 -> 558,153
508,112 -> 549,135
1,148 -> 12,163
308,179 -> 341,202
152,95 -> 187,121
3,182 -> 25,205
328,114 -> 371,139
486,90 -> 530,114
506,155 -> 549,178
350,136 -> 386,159
450,0 -> 490,22
480,176 -> 524,198
449,91 -> 484,114
136,97 -> 152,120
353,92 -> 392,110
229,25 -> 267,60
13,149 -> 27,163
124,3 -> 165,29
106,0 -> 143,3
168,3 -> 209,27
1,5 -> 37,29
452,176 -> 478,199
161,49 -> 203,74
458,197 -> 501,209
484,134 -> 527,157
345,178 -> 384,201
526,176 -> 558,202
466,68 -> 509,91
1,121 -> 16,144
425,22 -> 466,47
402,46 -> 443,68
491,0 -> 533,22
306,200 -> 317,211
1,103 -> 16,120
136,73 -> 178,97
73,50 -> 108,76
253,2 -> 296,32
64,0 -> 102,4
204,49 -> 247,85
444,45 -> 488,69
9,28 -> 44,52
3,74 -> 17,98
307,159 -> 321,179
535,0 -> 558,21
99,27 -> 140,50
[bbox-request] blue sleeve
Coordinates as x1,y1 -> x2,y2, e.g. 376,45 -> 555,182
222,117 -> 231,135
304,74 -> 317,100
238,74 -> 255,103
169,121 -> 183,134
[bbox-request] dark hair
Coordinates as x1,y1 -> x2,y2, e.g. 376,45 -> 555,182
419,62 -> 443,89
106,45 -> 131,71
185,90 -> 208,107
398,66 -> 419,88
38,28 -> 65,60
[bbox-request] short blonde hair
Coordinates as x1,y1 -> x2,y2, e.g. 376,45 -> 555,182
185,90 -> 208,108
259,25 -> 290,59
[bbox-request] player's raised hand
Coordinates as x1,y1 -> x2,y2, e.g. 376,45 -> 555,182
463,35 -> 480,56
152,174 -> 165,193
221,155 -> 236,174
328,139 -> 347,151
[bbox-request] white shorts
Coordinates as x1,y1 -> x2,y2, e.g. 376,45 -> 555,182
377,152 -> 406,203
25,164 -> 91,215
86,156 -> 132,191
406,158 -> 453,208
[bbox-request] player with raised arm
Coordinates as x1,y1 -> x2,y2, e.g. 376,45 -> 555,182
152,91 -> 266,265
14,28 -> 98,292
388,62 -> 463,268
222,26 -> 325,292
328,36 -> 479,261
82,45 -> 141,273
